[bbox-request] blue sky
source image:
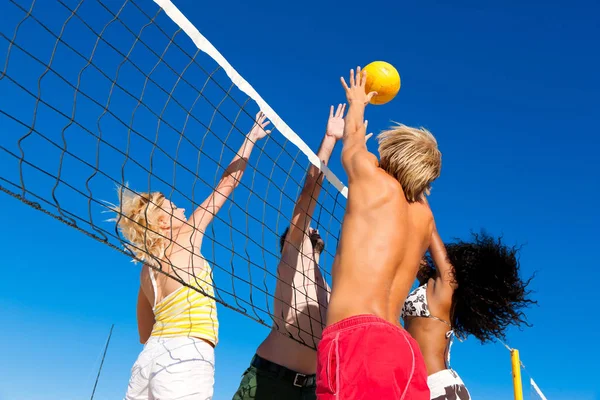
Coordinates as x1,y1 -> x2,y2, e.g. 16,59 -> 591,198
1,0 -> 599,399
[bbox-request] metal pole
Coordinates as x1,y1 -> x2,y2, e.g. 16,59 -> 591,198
90,324 -> 114,400
511,349 -> 524,400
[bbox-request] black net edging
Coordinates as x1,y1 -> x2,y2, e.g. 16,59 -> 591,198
0,0 -> 347,349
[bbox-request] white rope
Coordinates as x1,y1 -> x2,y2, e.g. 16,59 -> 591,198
497,337 -> 513,351
530,378 -> 548,400
152,0 -> 348,198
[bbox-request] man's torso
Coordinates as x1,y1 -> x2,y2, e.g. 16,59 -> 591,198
256,236 -> 329,374
327,168 -> 433,326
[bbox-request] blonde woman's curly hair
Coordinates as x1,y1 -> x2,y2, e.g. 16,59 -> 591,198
108,186 -> 168,267
377,124 -> 442,202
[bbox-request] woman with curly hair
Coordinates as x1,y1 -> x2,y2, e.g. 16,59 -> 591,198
114,112 -> 271,400
402,215 -> 536,400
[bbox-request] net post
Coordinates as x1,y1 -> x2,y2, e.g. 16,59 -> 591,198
511,349 -> 524,400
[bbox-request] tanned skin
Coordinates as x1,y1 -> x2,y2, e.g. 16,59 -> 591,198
136,112 -> 271,345
405,213 -> 456,375
255,105 -> 346,374
326,67 -> 434,328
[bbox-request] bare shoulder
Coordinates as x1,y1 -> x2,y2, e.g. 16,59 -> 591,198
427,277 -> 454,312
409,200 -> 434,243
373,168 -> 411,201
410,200 -> 434,225
415,200 -> 434,220
139,264 -> 154,300
344,148 -> 379,180
140,264 -> 150,281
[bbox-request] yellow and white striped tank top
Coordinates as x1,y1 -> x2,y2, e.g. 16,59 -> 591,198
150,258 -> 219,346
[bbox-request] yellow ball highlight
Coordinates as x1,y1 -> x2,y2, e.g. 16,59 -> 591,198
363,61 -> 401,105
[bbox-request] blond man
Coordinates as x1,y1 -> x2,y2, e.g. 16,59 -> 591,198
315,68 -> 442,400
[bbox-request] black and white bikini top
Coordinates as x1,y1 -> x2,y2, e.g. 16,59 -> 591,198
401,283 -> 459,366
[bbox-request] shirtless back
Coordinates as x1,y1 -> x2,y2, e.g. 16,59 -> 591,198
327,159 -> 433,326
315,67 -> 441,400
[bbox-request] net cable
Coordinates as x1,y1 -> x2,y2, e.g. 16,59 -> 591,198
0,0 -> 346,349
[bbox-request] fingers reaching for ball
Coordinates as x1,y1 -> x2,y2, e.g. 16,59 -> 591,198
341,66 -> 377,106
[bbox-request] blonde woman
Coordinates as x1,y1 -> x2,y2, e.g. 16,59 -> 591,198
115,112 -> 271,400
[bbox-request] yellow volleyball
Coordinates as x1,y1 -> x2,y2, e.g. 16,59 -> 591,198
363,61 -> 401,105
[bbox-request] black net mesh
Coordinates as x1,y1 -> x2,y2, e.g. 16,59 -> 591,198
0,0 -> 347,349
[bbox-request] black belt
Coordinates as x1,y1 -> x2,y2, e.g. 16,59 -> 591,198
251,354 -> 316,388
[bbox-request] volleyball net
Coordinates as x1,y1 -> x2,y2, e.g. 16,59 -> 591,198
0,0 -> 549,397
0,0 -> 346,348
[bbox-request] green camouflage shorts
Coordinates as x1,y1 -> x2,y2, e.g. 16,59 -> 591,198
232,363 -> 316,400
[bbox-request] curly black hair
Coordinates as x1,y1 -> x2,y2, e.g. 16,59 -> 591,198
419,232 -> 536,343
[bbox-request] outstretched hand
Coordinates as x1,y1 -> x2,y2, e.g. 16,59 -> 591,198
341,66 -> 377,105
326,104 -> 346,140
248,111 -> 272,141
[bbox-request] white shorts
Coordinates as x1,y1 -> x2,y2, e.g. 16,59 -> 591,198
427,369 -> 471,400
124,336 -> 215,400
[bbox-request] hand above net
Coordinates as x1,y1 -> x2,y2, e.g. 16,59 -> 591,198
340,66 -> 377,105
326,103 -> 347,140
327,103 -> 372,144
247,111 -> 272,141
340,67 -> 377,139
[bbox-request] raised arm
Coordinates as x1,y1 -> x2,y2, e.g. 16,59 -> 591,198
283,105 -> 346,249
189,112 -> 271,239
422,221 -> 457,318
136,287 -> 155,344
419,196 -> 453,286
429,224 -> 455,285
340,67 -> 378,178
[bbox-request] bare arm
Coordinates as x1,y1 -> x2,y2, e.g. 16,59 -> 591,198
283,105 -> 345,249
340,67 -> 379,179
429,226 -> 455,286
421,197 -> 454,286
188,112 -> 271,243
136,288 -> 155,344
272,106 -> 344,340
421,223 -> 456,320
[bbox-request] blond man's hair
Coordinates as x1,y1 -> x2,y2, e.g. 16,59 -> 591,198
377,124 -> 441,202
108,187 -> 167,267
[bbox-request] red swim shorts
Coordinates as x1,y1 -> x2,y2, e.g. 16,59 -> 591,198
316,314 -> 429,400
